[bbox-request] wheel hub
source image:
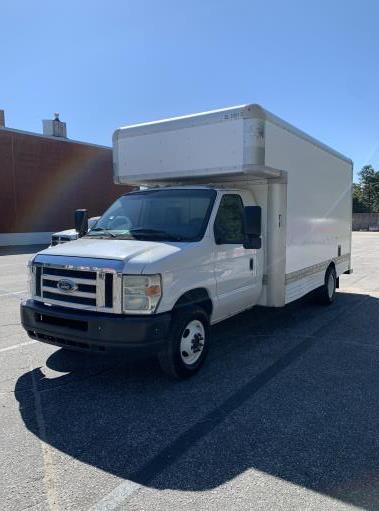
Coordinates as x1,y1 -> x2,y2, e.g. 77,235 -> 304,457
180,320 -> 205,365
191,333 -> 204,353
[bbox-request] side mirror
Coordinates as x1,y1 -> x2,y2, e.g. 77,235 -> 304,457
244,206 -> 261,236
243,206 -> 262,249
75,209 -> 88,238
243,237 -> 262,250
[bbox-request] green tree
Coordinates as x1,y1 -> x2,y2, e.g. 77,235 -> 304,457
352,183 -> 367,213
356,165 -> 379,212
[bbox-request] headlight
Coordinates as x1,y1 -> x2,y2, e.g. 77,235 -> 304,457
122,274 -> 162,314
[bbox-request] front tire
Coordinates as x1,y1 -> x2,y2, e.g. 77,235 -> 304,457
158,306 -> 210,379
316,265 -> 337,305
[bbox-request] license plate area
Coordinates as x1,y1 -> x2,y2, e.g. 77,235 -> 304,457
35,313 -> 88,332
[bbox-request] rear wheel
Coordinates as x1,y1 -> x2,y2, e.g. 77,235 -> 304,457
316,265 -> 337,305
158,306 -> 209,379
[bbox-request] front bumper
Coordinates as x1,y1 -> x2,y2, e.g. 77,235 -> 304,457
21,299 -> 171,354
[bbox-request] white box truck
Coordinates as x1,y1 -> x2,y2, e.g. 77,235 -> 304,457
21,104 -> 353,378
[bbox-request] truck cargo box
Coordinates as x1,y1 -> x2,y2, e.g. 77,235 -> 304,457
113,104 -> 352,306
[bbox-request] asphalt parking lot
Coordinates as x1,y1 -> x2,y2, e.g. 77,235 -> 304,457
1,232 -> 379,511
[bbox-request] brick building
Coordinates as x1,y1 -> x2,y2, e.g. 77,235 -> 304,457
0,111 -> 130,245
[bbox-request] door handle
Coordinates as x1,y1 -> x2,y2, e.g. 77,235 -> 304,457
249,258 -> 254,271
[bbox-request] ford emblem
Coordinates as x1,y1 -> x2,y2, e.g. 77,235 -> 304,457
57,279 -> 77,292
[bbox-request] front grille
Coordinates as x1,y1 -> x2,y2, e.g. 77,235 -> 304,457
42,291 -> 96,306
43,267 -> 96,279
34,265 -> 115,311
35,266 -> 42,296
105,273 -> 113,308
42,278 -> 96,294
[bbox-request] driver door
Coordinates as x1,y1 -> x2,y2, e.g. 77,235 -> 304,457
213,193 -> 261,320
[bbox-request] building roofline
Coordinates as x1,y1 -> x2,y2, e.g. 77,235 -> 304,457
0,126 -> 110,150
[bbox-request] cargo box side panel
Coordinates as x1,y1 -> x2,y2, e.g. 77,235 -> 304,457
114,118 -> 249,184
113,105 -> 271,185
264,120 -> 352,297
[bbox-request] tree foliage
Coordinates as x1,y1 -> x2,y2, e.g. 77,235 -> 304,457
352,183 -> 367,213
353,165 -> 379,213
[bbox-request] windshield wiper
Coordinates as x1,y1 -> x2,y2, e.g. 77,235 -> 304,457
129,228 -> 184,241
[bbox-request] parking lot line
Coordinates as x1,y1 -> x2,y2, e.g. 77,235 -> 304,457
0,340 -> 36,353
0,289 -> 26,297
89,480 -> 142,511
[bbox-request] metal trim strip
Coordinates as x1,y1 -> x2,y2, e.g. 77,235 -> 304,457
96,272 -> 106,308
117,164 -> 283,186
42,287 -> 96,299
33,297 -> 98,312
262,254 -> 351,287
41,274 -> 97,285
284,254 -> 350,285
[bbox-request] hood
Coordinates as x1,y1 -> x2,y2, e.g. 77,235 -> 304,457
38,236 -> 184,273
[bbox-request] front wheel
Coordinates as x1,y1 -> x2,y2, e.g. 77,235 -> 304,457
158,306 -> 210,379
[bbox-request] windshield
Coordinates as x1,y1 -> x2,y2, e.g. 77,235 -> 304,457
86,188 -> 216,241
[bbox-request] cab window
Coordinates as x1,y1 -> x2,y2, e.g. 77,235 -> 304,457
214,194 -> 245,244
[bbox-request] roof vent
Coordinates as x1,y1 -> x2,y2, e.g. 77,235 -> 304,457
0,110 -> 5,128
42,113 -> 67,138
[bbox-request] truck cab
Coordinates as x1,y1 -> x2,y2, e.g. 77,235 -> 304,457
21,185 -> 263,378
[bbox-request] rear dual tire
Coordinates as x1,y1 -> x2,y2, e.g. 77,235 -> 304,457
316,265 -> 337,305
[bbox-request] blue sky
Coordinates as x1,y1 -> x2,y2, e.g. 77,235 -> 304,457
2,0 -> 379,180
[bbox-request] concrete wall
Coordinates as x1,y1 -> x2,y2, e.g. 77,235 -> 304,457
0,128 -> 130,244
353,213 -> 379,231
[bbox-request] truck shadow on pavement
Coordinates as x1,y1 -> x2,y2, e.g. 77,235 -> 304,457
15,290 -> 379,510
